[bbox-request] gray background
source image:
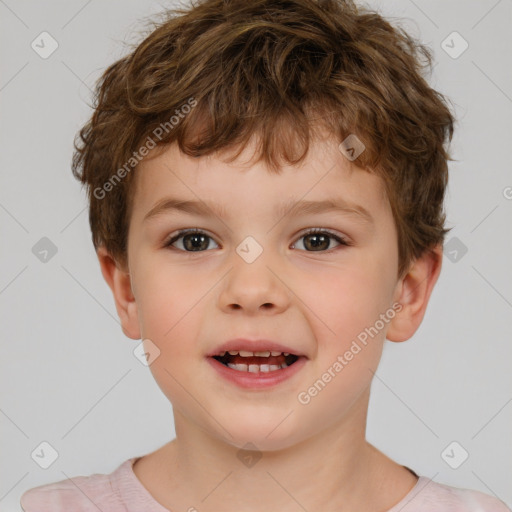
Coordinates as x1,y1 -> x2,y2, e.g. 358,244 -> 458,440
1,0 -> 511,510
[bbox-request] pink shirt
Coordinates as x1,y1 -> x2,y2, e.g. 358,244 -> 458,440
20,457 -> 511,512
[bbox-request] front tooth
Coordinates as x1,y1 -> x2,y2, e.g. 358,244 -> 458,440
270,351 -> 282,356
254,350 -> 271,357
239,350 -> 254,357
283,352 -> 290,356
228,350 -> 239,355
227,363 -> 248,371
226,363 -> 283,372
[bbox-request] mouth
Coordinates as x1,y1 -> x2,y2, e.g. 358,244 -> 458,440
211,350 -> 302,373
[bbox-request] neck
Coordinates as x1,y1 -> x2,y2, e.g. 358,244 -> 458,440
134,387 -> 417,511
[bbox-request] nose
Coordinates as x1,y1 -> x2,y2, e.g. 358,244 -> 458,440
217,250 -> 291,315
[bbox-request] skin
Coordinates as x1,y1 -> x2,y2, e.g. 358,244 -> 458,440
98,132 -> 442,512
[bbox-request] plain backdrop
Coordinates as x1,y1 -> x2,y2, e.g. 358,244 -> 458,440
1,0 -> 511,510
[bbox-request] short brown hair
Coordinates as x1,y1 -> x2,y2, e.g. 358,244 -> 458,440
72,0 -> 455,278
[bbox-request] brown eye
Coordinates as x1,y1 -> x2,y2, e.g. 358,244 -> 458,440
303,233 -> 331,251
293,229 -> 348,252
166,230 -> 219,252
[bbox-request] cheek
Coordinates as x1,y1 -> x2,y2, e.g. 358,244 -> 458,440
292,265 -> 390,421
134,260 -> 202,356
303,261 -> 395,347
135,267 -> 207,406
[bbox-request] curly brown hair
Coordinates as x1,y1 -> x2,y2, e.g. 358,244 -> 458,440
72,0 -> 455,278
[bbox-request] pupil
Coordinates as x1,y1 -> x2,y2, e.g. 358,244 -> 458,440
184,234 -> 208,251
306,234 -> 328,251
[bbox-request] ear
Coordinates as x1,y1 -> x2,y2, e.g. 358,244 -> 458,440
386,244 -> 443,343
97,246 -> 141,340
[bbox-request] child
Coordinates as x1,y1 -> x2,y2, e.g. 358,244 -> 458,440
20,0 -> 511,510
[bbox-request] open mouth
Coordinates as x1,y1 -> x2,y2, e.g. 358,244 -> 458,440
212,350 -> 300,373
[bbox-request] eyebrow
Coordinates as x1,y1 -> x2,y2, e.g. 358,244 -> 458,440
143,197 -> 374,224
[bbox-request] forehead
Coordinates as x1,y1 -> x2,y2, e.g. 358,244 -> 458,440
131,134 -> 389,223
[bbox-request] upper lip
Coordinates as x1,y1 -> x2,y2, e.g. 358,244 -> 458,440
207,338 -> 307,358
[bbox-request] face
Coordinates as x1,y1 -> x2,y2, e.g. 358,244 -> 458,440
121,134 -> 405,450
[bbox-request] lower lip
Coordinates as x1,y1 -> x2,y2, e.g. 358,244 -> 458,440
206,356 -> 307,389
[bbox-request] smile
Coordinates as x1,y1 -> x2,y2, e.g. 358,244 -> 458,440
207,351 -> 306,389
213,350 -> 300,372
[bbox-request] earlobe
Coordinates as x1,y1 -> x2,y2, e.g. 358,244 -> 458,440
386,244 -> 443,343
97,246 -> 141,340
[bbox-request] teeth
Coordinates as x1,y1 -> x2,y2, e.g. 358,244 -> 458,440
227,363 -> 248,371
226,362 -> 289,372
219,350 -> 293,357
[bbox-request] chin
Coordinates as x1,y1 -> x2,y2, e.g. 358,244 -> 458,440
216,421 -> 305,453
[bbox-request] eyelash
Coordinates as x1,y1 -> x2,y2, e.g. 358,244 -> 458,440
163,228 -> 351,253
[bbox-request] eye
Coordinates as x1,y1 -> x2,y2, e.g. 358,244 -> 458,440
164,228 -> 349,253
292,228 -> 350,252
165,229 -> 220,252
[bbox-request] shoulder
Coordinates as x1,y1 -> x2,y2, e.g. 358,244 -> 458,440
392,476 -> 512,512
20,459 -> 134,512
20,477 -> 105,512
